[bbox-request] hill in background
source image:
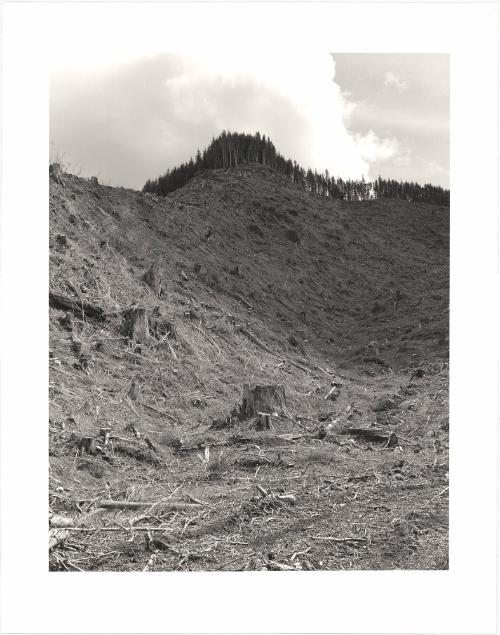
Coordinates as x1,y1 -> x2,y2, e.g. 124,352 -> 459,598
143,131 -> 450,206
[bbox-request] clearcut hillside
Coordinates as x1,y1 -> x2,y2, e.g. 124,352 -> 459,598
49,163 -> 449,572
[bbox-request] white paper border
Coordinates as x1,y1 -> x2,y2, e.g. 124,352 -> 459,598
1,2 -> 498,634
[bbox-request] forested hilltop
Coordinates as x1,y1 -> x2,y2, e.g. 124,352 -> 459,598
143,131 -> 450,206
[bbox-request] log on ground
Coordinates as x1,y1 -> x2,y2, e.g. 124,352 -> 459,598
98,500 -> 203,511
344,427 -> 398,447
49,290 -> 107,322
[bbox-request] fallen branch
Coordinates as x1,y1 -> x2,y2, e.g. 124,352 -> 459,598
227,292 -> 253,310
215,555 -> 249,571
239,327 -> 274,355
124,395 -> 140,416
298,410 -> 338,421
138,400 -> 180,423
109,434 -> 143,445
59,526 -> 175,533
291,546 -> 311,561
316,366 -> 335,378
175,200 -> 202,207
190,323 -> 221,356
312,535 -> 368,543
49,365 -> 77,379
282,411 -> 313,433
186,494 -> 216,510
266,561 -> 297,571
235,455 -> 274,468
286,359 -> 313,374
98,500 -> 202,511
427,486 -> 449,503
166,339 -> 178,361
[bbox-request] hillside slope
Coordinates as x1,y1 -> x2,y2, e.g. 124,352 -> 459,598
49,164 -> 449,571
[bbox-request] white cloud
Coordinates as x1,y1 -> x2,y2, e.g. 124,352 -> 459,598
384,71 -> 408,92
353,130 -> 399,163
426,160 -> 447,174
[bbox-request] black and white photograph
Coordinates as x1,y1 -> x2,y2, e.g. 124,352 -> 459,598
1,1 -> 498,633
48,48 -> 450,572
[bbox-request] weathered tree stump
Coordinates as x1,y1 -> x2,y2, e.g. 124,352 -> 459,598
285,228 -> 300,243
317,425 -> 327,439
72,436 -> 96,455
255,412 -> 272,430
240,384 -> 285,419
143,260 -> 162,297
123,306 -> 149,343
99,427 -> 111,444
127,377 -> 140,401
56,234 -> 68,249
371,301 -> 385,314
365,340 -> 380,357
49,163 -> 63,185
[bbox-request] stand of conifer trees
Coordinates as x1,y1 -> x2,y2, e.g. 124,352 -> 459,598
143,131 -> 449,206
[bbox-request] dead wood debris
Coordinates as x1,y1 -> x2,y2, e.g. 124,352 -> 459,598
98,499 -> 203,511
49,528 -> 69,551
344,427 -> 399,448
49,290 -> 107,322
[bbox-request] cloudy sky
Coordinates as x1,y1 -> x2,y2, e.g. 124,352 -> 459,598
50,52 -> 449,190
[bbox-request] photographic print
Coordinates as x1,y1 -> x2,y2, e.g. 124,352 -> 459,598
48,49 -> 449,572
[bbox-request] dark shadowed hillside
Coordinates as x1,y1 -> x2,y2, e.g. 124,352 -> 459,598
49,163 -> 449,571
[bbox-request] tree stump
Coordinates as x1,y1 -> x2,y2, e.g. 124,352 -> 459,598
123,306 -> 149,343
56,234 -> 68,249
285,228 -> 300,244
240,384 -> 285,419
73,436 -> 96,455
365,340 -> 380,357
49,163 -> 63,185
371,301 -> 385,314
150,308 -> 176,339
99,427 -> 111,444
127,377 -> 140,401
317,425 -> 327,439
143,260 -> 162,297
255,412 -> 272,430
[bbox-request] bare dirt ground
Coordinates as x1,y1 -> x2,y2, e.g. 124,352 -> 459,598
49,164 -> 449,571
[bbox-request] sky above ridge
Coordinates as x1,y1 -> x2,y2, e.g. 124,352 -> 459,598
50,51 -> 449,190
